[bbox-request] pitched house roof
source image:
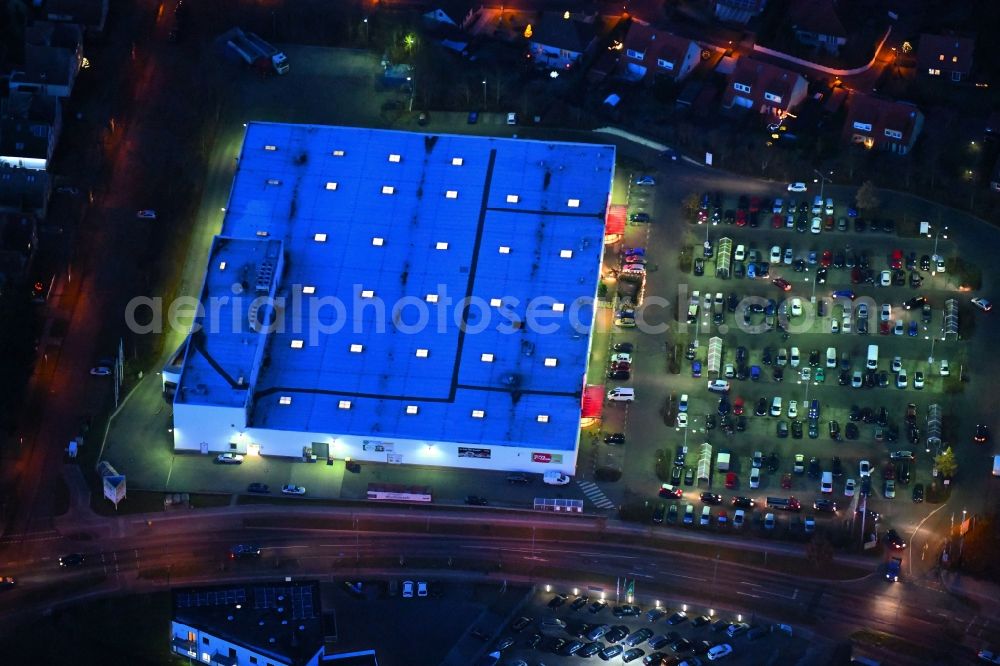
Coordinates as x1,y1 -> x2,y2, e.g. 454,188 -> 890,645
0,169 -> 48,215
789,0 -> 846,38
842,92 -> 922,144
530,12 -> 596,53
45,0 -> 107,31
722,57 -> 805,109
620,22 -> 697,73
25,20 -> 83,50
916,34 -> 975,76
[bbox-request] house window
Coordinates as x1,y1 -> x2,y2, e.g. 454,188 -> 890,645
763,92 -> 782,103
938,54 -> 944,61
657,58 -> 674,70
852,121 -> 872,132
451,157 -> 463,166
202,637 -> 209,645
537,414 -> 550,423
250,658 -> 258,665
506,194 -> 519,203
626,48 -> 644,60
15,142 -> 24,151
952,55 -> 958,63
264,145 -> 277,151
325,182 -> 338,190
928,68 -> 940,76
884,129 -> 903,140
733,82 -> 751,93
406,405 -> 419,415
951,71 -> 961,81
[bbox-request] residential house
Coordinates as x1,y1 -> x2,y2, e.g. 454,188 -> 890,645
423,8 -> 458,27
714,0 -> 768,24
789,0 -> 847,55
9,22 -> 84,98
0,213 -> 39,293
917,34 -> 975,82
841,92 -> 924,154
618,22 -> 702,83
721,57 -> 809,116
44,0 -> 108,35
171,581 -> 379,666
527,11 -> 598,70
0,168 -> 49,217
0,91 -> 63,171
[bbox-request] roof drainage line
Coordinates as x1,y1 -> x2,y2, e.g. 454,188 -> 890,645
190,329 -> 242,390
253,385 -> 578,401
453,384 -> 579,398
486,207 -> 604,219
448,147 -> 498,400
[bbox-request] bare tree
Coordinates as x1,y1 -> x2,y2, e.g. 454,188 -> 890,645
855,180 -> 881,212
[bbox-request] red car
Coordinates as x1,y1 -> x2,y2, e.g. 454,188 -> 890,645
735,209 -> 747,226
879,321 -> 891,335
781,473 -> 792,489
659,483 -> 683,499
725,472 -> 737,489
889,249 -> 903,270
851,267 -> 862,284
733,397 -> 745,416
772,277 -> 792,291
749,196 -> 761,213
820,250 -> 832,268
772,214 -> 784,229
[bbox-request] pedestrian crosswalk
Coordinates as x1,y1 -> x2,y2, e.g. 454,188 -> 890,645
578,480 -> 616,509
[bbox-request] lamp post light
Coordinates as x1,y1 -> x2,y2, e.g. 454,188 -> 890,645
362,17 -> 368,44
482,79 -> 487,107
812,169 -> 832,202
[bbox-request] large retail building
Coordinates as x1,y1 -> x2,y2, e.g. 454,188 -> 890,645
168,123 -> 615,475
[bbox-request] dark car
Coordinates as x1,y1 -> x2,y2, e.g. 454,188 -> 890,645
589,600 -> 608,614
604,433 -> 626,445
608,370 -> 631,380
756,398 -> 768,416
511,616 -> 533,632
229,544 -> 261,560
912,483 -> 925,503
828,420 -> 841,441
777,420 -> 789,438
506,473 -> 530,485
599,645 -> 624,660
465,495 -> 489,505
579,642 -> 604,657
571,595 -> 590,611
808,457 -> 821,478
791,419 -> 803,439
59,553 -> 86,567
666,611 -> 688,625
767,452 -> 779,473
813,499 -> 838,513
885,529 -> 907,549
622,648 -> 646,663
693,258 -> 704,276
614,342 -> 634,353
247,482 -> 270,493
548,593 -> 568,608
832,456 -> 843,477
606,625 -> 630,643
613,605 -> 641,618
700,492 -> 722,505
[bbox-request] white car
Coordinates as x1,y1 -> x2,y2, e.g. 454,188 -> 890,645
707,379 -> 731,393
971,297 -> 992,312
893,319 -> 904,335
896,368 -> 908,388
940,359 -> 950,376
635,175 -> 655,186
90,366 -> 112,376
137,209 -> 157,219
842,316 -> 852,334
783,247 -> 793,265
859,460 -> 871,477
790,347 -> 800,368
215,453 -> 244,464
787,182 -> 808,192
825,198 -> 834,215
891,356 -> 902,373
679,394 -> 689,412
914,372 -> 924,389
543,471 -> 571,485
612,353 -> 632,364
790,298 -> 802,317
772,199 -> 784,214
770,245 -> 782,263
800,367 -> 811,382
830,319 -> 840,334
749,467 -> 761,489
935,256 -> 946,272
733,509 -> 745,528
787,400 -> 798,419
734,244 -> 746,261
811,196 -> 823,215
879,270 -> 892,287
676,412 -> 688,428
403,580 -> 414,598
417,581 -> 428,597
506,112 -> 518,125
810,217 -> 822,234
851,371 -> 863,388
281,484 -> 306,495
844,478 -> 856,497
880,304 -> 892,321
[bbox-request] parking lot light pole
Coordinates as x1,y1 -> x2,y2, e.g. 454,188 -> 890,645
929,225 -> 949,266
482,79 -> 487,107
812,169 -> 832,201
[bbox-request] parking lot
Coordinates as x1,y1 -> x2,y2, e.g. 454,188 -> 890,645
493,587 -> 824,665
598,179 -> 989,555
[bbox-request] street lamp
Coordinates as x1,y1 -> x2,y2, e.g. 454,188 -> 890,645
482,79 -> 487,107
362,17 -> 368,44
812,169 -> 832,201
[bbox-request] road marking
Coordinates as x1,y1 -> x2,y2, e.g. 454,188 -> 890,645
268,545 -> 310,550
663,573 -> 706,582
576,480 -> 616,509
736,592 -> 762,599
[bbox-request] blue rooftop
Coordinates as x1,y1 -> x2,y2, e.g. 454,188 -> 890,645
180,123 -> 614,452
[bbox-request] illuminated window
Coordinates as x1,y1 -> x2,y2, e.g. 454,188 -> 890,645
290,339 -> 304,349
360,289 -> 375,298
481,353 -> 494,362
314,233 -> 327,242
279,396 -> 292,405
255,230 -> 269,237
952,55 -> 958,63
338,400 -> 352,410
350,344 -> 363,353
938,54 -> 944,61
372,237 -> 384,246
264,145 -> 277,151
302,285 -> 316,294
490,298 -> 502,307
498,246 -> 511,254
506,194 -> 520,204
552,302 -> 565,312
435,241 -> 449,250
567,198 -> 580,208
415,348 -> 429,358
426,294 -> 439,303
445,190 -> 458,199
537,414 -> 550,423
406,405 -> 419,415
267,178 -> 281,185
381,185 -> 395,195
544,357 -> 558,367
451,157 -> 464,166
219,261 -> 227,270
560,249 -> 573,258
388,154 -> 401,163
471,409 -> 485,419
325,182 -> 338,190
332,149 -> 345,156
